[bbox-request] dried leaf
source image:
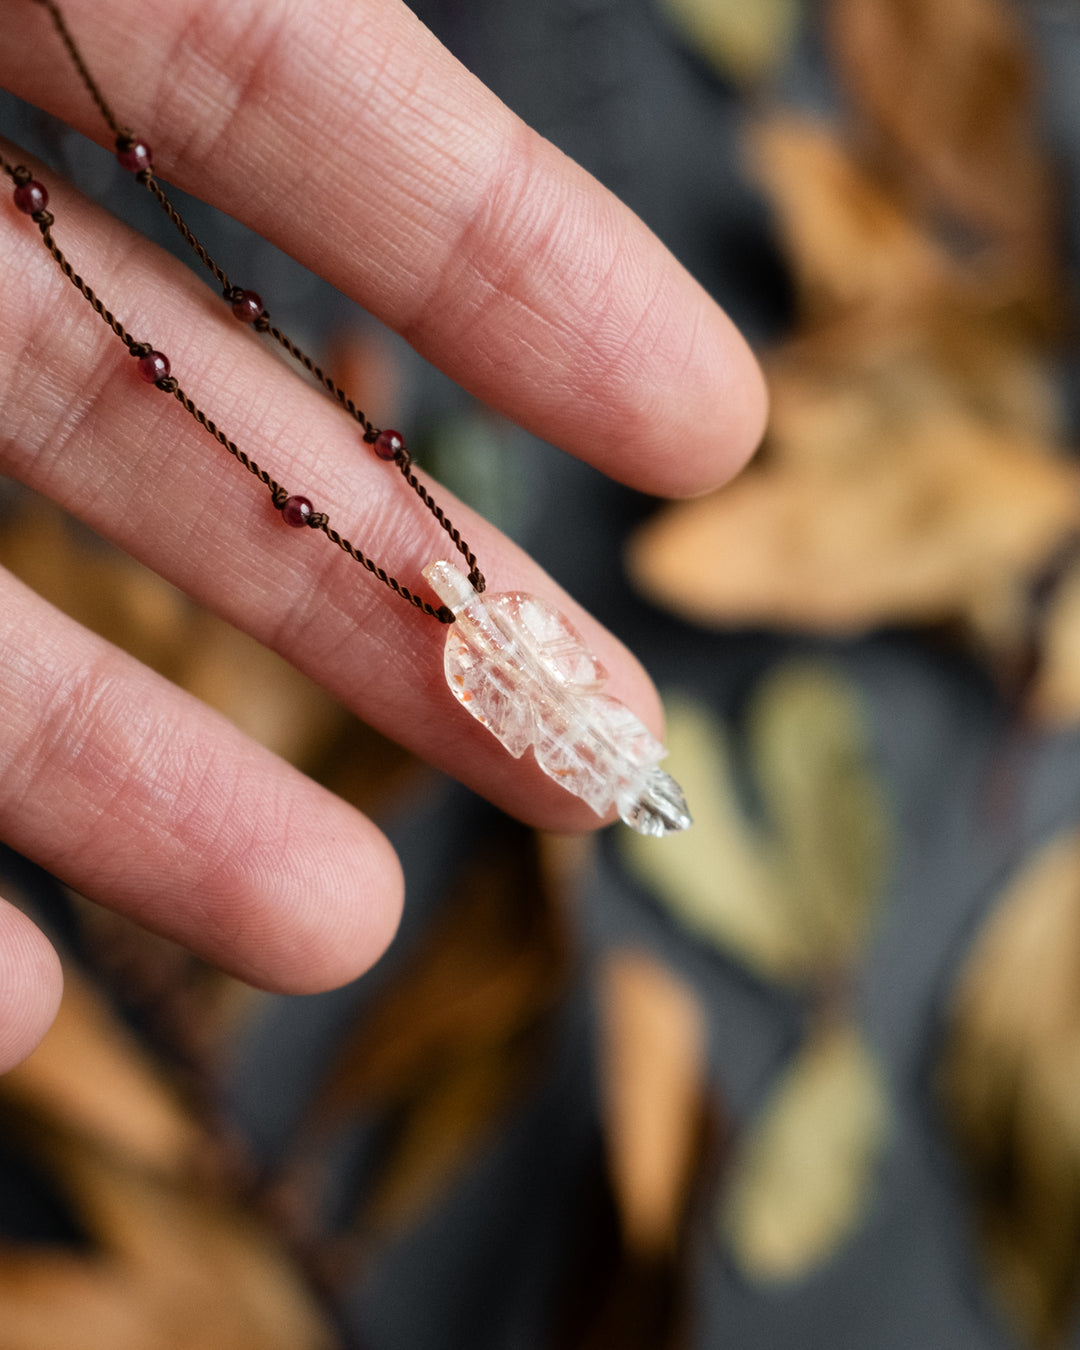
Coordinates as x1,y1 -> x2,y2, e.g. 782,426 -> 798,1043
749,118 -> 953,324
323,325 -> 406,433
291,823 -> 570,1242
555,952 -> 716,1350
939,828 -> 1080,1348
304,713 -> 430,824
596,949 -> 708,1257
762,328 -> 1064,470
749,111 -> 1062,345
1025,557 -> 1080,729
660,0 -> 802,85
620,697 -> 803,981
621,668 -> 889,984
0,968 -> 337,1350
628,391 -> 1080,644
0,1103 -> 338,1350
354,1045 -> 522,1244
64,893 -> 252,1072
0,499 -> 191,675
175,611 -> 344,766
749,663 -> 891,972
1,964 -> 205,1176
0,496 -> 346,768
554,1244 -> 694,1350
631,104 -> 1074,700
826,0 -> 1056,266
723,1021 -> 889,1281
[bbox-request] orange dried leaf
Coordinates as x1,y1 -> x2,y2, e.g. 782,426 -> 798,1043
0,1111 -> 338,1350
596,949 -> 708,1257
294,825 -> 570,1240
633,106 -> 1077,696
628,406 -> 1080,642
1025,559 -> 1080,729
0,969 -> 337,1350
361,1047 -> 525,1239
175,611 -> 344,766
2,964 -> 205,1176
0,498 -> 190,675
750,117 -> 952,323
0,495 -> 347,770
827,0 -> 1054,251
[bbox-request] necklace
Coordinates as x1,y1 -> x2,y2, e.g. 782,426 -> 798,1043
4,0 -> 691,835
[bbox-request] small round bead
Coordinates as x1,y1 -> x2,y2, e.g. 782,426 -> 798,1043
116,138 -> 153,173
136,350 -> 170,383
13,180 -> 48,215
281,495 -> 313,527
231,289 -> 264,324
373,429 -> 405,461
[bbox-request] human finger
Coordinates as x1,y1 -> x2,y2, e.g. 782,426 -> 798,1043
0,895 -> 63,1073
0,565 -> 405,994
0,0 -> 767,497
1,137 -> 664,832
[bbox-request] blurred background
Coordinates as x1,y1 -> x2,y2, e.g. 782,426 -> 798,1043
5,0 -> 1080,1346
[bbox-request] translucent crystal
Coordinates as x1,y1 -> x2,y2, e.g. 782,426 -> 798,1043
617,766 -> 693,837
424,560 -> 691,835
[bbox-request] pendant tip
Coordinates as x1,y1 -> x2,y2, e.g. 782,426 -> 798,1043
618,768 -> 692,836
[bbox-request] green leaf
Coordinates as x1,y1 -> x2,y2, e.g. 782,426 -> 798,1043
621,696 -> 808,980
658,0 -> 802,86
722,1021 -> 890,1281
750,663 -> 892,973
621,664 -> 891,984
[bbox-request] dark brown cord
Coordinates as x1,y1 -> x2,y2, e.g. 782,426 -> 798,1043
1,152 -> 455,624
141,174 -> 231,292
31,0 -> 124,139
398,456 -> 486,592
28,0 -> 486,594
263,321 -> 376,439
6,162 -> 143,354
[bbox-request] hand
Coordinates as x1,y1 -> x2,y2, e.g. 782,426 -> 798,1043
0,0 -> 766,1071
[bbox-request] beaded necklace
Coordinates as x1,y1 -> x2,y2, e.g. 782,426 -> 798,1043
3,0 -> 691,834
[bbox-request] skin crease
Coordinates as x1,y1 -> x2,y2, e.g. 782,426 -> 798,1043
0,0 -> 768,1070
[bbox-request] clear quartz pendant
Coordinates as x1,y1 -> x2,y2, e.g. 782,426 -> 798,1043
424,561 -> 691,835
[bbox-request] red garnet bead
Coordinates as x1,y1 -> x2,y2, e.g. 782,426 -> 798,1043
281,495 -> 313,527
136,350 -> 170,383
373,429 -> 405,461
231,289 -> 264,323
116,138 -> 153,173
13,180 -> 48,215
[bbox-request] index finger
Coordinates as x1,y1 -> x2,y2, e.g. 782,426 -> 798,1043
0,0 -> 767,497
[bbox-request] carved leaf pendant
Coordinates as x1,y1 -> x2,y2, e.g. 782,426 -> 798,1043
424,561 -> 691,836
